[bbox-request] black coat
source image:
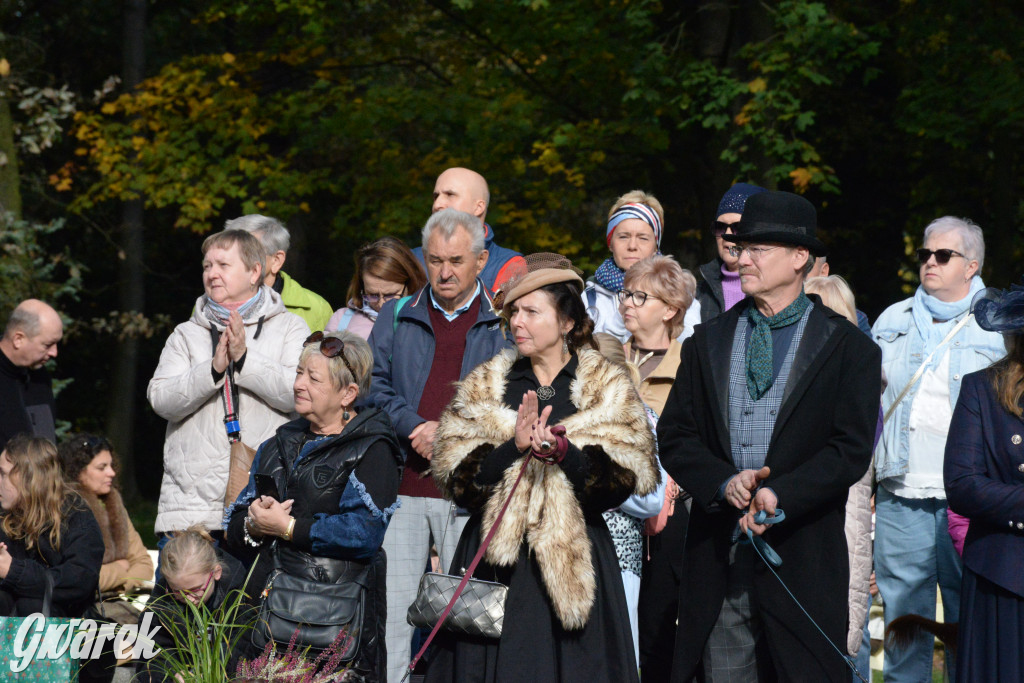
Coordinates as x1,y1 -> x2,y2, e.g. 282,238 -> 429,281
0,350 -> 56,450
0,495 -> 103,617
657,296 -> 880,682
694,258 -> 727,323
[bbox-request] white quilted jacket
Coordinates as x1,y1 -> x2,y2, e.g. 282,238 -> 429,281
148,287 -> 309,533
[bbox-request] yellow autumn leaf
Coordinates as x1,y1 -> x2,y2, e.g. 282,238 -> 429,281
748,77 -> 767,93
222,52 -> 236,64
0,59 -> 9,78
101,102 -> 118,115
789,167 -> 813,191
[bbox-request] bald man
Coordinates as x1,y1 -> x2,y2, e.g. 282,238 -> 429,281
413,167 -> 525,293
0,299 -> 63,448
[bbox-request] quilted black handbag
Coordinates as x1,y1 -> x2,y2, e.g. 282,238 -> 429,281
252,547 -> 371,660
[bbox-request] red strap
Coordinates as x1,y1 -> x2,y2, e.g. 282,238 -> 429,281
403,454 -> 532,679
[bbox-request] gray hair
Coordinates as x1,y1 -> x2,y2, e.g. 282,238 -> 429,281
225,214 -> 291,254
3,306 -> 40,339
421,208 -> 485,256
298,330 -> 373,397
924,216 -> 985,270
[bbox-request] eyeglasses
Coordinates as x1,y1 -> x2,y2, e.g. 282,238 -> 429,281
170,571 -> 215,603
916,248 -> 966,266
361,289 -> 405,306
727,245 -> 782,260
617,289 -> 663,307
712,220 -> 738,237
304,331 -> 357,379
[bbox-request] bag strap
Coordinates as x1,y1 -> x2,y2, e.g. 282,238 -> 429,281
403,455 -> 532,680
882,312 -> 973,425
392,295 -> 412,334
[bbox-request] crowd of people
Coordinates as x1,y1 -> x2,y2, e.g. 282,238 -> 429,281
0,166 -> 1019,682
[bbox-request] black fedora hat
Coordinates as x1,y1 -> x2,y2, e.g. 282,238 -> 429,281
722,190 -> 827,257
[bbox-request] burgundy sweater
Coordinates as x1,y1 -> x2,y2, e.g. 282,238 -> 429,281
399,297 -> 481,498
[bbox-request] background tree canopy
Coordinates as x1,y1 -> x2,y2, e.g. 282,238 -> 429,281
1,0 -> 1022,498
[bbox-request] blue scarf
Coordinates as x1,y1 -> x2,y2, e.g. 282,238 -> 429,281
911,277 -> 985,353
593,257 -> 626,293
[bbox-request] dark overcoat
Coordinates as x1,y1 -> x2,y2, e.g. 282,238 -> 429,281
658,295 -> 881,682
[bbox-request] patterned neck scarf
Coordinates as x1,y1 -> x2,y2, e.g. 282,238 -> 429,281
203,287 -> 265,328
593,257 -> 626,293
745,291 -> 810,400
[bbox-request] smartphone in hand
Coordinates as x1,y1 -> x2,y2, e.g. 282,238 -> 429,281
254,474 -> 280,501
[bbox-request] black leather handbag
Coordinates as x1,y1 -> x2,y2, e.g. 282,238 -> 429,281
252,546 -> 371,660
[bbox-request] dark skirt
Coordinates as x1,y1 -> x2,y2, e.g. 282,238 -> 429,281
424,513 -> 639,683
957,565 -> 1024,682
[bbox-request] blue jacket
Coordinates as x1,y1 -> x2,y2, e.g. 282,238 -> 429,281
413,223 -> 524,293
945,369 -> 1024,598
873,296 -> 1005,482
366,282 -> 512,457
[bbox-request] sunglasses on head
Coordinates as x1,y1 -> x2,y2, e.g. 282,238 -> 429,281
711,220 -> 738,237
304,331 -> 356,379
916,248 -> 966,266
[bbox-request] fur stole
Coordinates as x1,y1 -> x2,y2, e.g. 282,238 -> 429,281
74,485 -> 132,565
432,348 -> 658,629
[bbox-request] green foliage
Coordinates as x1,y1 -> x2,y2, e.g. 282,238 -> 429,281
67,0 -> 870,265
145,570 -> 255,683
672,0 -> 880,193
0,210 -> 83,312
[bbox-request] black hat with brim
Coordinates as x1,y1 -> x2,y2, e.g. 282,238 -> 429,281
722,190 -> 827,257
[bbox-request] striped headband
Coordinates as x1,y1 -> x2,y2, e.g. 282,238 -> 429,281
606,202 -> 663,248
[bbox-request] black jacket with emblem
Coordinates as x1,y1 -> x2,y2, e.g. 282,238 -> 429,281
658,295 -> 881,682
226,407 -> 402,682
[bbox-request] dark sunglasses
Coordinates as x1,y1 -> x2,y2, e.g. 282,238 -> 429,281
711,220 -> 738,237
304,331 -> 356,379
916,248 -> 966,266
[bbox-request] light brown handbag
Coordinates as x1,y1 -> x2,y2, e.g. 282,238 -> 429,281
225,440 -> 257,507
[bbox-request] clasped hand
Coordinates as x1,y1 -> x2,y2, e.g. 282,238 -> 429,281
212,311 -> 247,374
514,390 -> 558,454
724,466 -> 778,537
247,495 -> 294,538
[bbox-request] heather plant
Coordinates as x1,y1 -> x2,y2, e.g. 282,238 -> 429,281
233,628 -> 354,683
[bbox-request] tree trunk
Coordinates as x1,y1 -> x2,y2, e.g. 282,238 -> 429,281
105,0 -> 146,502
987,135 -> 1015,287
0,94 -> 21,218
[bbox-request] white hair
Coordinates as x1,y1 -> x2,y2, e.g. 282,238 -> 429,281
225,214 -> 291,254
923,216 -> 985,269
421,208 -> 486,255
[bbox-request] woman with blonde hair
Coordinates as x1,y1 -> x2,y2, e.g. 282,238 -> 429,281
0,434 -> 103,617
140,526 -> 248,683
804,274 -> 874,666
620,255 -> 696,417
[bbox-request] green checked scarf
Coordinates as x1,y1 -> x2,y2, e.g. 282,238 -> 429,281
746,291 -> 811,400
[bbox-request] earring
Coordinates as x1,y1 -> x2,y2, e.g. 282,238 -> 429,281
562,333 -> 569,356
343,409 -> 351,422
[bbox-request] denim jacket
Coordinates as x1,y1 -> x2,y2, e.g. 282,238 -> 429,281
873,296 -> 1005,482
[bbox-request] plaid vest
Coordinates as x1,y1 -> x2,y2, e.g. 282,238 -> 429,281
728,305 -> 812,471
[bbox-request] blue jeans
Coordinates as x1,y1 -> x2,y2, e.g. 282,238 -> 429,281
875,488 -> 961,682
